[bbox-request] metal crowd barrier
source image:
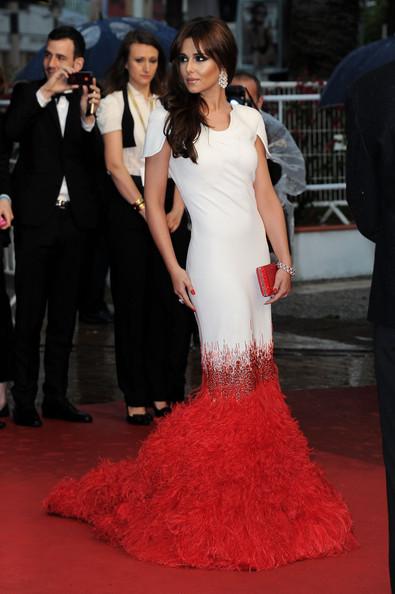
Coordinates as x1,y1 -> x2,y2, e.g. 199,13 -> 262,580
263,89 -> 348,225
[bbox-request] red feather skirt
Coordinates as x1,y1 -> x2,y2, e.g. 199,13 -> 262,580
44,344 -> 357,570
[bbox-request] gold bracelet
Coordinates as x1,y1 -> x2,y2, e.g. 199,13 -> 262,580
132,196 -> 145,211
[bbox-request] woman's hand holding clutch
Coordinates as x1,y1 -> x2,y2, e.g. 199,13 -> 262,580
264,269 -> 292,304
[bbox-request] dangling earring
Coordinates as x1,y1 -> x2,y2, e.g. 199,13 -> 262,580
218,68 -> 228,89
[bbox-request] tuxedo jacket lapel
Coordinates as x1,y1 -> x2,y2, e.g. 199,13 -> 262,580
47,90 -> 80,140
47,99 -> 63,137
64,91 -> 81,140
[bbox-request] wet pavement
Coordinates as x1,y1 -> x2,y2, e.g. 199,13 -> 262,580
273,277 -> 375,391
62,276 -> 375,405
4,273 -> 374,404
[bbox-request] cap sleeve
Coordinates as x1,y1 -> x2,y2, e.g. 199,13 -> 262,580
256,113 -> 270,158
143,104 -> 168,157
96,92 -> 123,135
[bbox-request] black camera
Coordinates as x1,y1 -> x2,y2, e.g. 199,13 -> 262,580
68,71 -> 93,87
225,85 -> 257,109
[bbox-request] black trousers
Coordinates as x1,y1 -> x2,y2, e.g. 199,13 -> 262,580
108,176 -> 191,408
374,324 -> 395,593
147,218 -> 192,403
79,199 -> 110,316
79,227 -> 109,315
11,208 -> 85,410
0,248 -> 14,383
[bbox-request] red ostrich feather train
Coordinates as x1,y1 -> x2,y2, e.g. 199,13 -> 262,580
44,343 -> 357,570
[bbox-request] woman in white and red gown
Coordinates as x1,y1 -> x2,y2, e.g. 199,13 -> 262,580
44,17 -> 357,570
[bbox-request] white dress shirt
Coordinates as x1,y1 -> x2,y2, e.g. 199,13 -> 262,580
36,88 -> 95,202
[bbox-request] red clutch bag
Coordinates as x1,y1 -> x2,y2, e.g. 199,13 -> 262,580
256,263 -> 277,297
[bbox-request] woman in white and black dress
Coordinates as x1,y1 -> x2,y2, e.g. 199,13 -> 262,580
97,30 -> 191,424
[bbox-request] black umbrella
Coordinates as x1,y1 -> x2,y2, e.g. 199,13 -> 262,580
16,17 -> 177,81
320,35 -> 395,107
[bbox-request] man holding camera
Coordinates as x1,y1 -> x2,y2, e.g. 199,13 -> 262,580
5,26 -> 101,427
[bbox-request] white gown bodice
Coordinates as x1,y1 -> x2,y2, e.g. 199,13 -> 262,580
144,103 -> 272,352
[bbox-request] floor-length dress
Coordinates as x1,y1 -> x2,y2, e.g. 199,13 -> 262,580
44,103 -> 357,570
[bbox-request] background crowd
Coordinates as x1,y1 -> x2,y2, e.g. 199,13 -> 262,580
0,23 -> 304,430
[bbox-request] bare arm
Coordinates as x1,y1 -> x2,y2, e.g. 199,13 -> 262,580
102,130 -> 143,209
254,137 -> 292,302
145,143 -> 195,310
167,185 -> 185,233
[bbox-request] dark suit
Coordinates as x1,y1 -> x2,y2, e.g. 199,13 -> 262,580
346,60 -> 395,593
0,111 -> 14,384
5,80 -> 98,410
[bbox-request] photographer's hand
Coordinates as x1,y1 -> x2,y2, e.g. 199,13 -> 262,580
40,66 -> 77,102
81,77 -> 101,125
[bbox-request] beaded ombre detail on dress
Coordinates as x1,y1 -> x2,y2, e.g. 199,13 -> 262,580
201,341 -> 276,397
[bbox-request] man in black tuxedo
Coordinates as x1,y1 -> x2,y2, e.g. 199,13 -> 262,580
346,62 -> 395,593
5,26 -> 101,427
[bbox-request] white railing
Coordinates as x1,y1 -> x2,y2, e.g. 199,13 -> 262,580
263,87 -> 348,224
263,93 -> 320,124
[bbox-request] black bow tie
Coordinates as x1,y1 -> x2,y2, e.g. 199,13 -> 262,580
54,92 -> 72,102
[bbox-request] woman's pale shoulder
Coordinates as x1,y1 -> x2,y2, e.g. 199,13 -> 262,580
144,103 -> 169,157
147,103 -> 169,133
233,103 -> 262,125
101,90 -> 123,108
234,103 -> 269,154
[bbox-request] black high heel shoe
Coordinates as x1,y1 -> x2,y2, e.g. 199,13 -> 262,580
0,403 -> 9,418
152,404 -> 172,418
126,410 -> 153,426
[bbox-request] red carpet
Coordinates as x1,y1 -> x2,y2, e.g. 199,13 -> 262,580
0,386 -> 390,594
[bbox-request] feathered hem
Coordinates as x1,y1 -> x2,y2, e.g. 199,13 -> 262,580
44,377 -> 357,570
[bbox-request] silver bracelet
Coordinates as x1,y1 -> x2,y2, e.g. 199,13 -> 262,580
0,194 -> 11,203
276,261 -> 295,277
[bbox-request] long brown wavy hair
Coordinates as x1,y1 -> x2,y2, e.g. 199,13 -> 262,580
104,29 -> 167,96
163,17 -> 238,163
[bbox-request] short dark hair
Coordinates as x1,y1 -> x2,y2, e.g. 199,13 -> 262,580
47,26 -> 85,59
234,70 -> 262,98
